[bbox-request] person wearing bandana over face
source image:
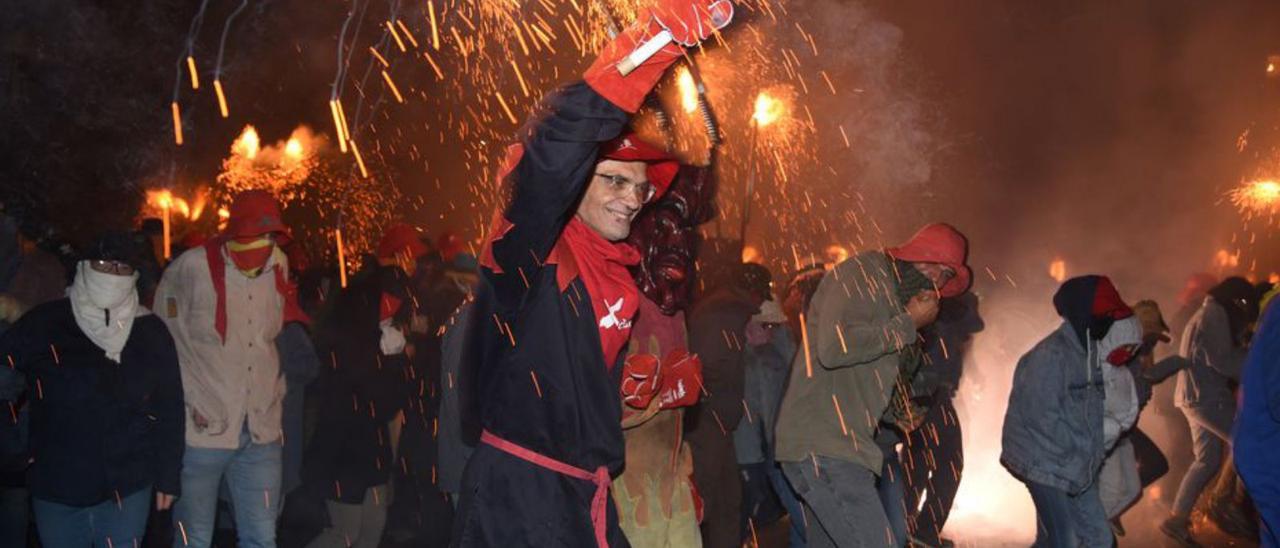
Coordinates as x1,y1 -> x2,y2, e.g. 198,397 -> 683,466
1001,275 -> 1142,548
454,3 -> 734,546
0,231 -> 184,548
155,189 -> 305,548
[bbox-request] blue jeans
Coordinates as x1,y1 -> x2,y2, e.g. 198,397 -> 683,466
1174,403 -> 1235,517
1024,480 -> 1112,548
173,425 -> 282,548
782,457 -> 897,547
767,461 -> 806,547
877,450 -> 908,548
33,487 -> 150,548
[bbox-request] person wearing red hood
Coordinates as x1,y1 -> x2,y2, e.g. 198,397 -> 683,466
155,189 -> 306,548
455,3 -> 734,546
773,223 -> 972,547
1001,275 -> 1144,547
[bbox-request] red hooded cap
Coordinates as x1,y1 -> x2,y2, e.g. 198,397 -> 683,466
599,132 -> 679,200
377,223 -> 429,260
225,189 -> 290,244
885,223 -> 972,298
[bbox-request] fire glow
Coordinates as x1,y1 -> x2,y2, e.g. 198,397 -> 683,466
1229,179 -> 1280,215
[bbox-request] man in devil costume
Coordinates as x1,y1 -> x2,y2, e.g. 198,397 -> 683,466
452,3 -> 735,546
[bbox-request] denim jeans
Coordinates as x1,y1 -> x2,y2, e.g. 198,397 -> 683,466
768,461 -> 806,547
1023,480 -> 1112,548
32,487 -> 150,548
877,449 -> 908,548
783,457 -> 898,547
1174,403 -> 1235,517
173,424 -> 282,548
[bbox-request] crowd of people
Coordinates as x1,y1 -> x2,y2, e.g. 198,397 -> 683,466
0,1 -> 1278,547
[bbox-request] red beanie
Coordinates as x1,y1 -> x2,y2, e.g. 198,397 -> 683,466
885,223 -> 972,298
599,132 -> 679,200
377,223 -> 429,260
224,189 -> 290,244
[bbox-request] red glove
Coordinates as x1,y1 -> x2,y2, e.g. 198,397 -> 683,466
622,354 -> 663,409
653,0 -> 734,47
657,349 -> 702,409
584,0 -> 734,113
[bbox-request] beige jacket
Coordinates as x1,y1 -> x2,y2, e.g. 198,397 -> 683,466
155,245 -> 287,449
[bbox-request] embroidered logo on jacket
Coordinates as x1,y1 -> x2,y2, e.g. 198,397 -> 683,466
598,298 -> 631,330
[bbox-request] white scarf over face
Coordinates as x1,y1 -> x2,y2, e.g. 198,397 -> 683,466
67,261 -> 140,363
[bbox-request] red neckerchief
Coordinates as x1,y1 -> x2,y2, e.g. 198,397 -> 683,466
555,217 -> 641,369
204,237 -> 309,344
380,292 -> 403,321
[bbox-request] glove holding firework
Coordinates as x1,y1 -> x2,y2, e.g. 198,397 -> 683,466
585,0 -> 734,113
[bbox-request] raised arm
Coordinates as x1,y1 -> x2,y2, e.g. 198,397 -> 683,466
813,259 -> 918,369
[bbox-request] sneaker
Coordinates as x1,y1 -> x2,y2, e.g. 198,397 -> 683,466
1160,516 -> 1203,548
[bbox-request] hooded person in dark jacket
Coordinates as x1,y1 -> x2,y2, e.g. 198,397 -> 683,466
1001,275 -> 1142,548
453,4 -> 734,546
0,231 -> 185,548
304,224 -> 425,548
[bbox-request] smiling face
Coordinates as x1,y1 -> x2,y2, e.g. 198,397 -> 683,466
576,159 -> 649,242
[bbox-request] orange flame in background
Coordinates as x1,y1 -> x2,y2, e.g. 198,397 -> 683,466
285,137 -> 304,161
753,91 -> 784,127
1229,179 -> 1280,215
1048,258 -> 1067,282
147,189 -> 173,211
1215,248 -> 1241,269
232,125 -> 260,160
825,244 -> 849,265
741,244 -> 762,264
1267,54 -> 1280,76
677,66 -> 698,114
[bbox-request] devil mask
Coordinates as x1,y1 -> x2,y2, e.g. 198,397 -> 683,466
627,163 -> 718,315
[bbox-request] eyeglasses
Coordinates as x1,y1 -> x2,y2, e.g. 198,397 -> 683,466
595,173 -> 655,204
88,260 -> 135,276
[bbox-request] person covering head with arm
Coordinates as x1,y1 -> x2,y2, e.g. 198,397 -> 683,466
772,223 -> 970,547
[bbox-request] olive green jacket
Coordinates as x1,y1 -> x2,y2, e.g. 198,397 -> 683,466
773,251 -> 917,473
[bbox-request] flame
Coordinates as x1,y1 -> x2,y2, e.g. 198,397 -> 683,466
232,125 -> 260,160
825,244 -> 849,264
189,191 -> 207,221
1215,248 -> 1240,269
1230,179 -> 1280,214
285,137 -> 304,161
173,198 -> 191,219
677,66 -> 698,113
1048,258 -> 1067,282
1270,62 -> 1277,74
742,245 -> 762,264
752,92 -> 783,127
147,189 -> 173,209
